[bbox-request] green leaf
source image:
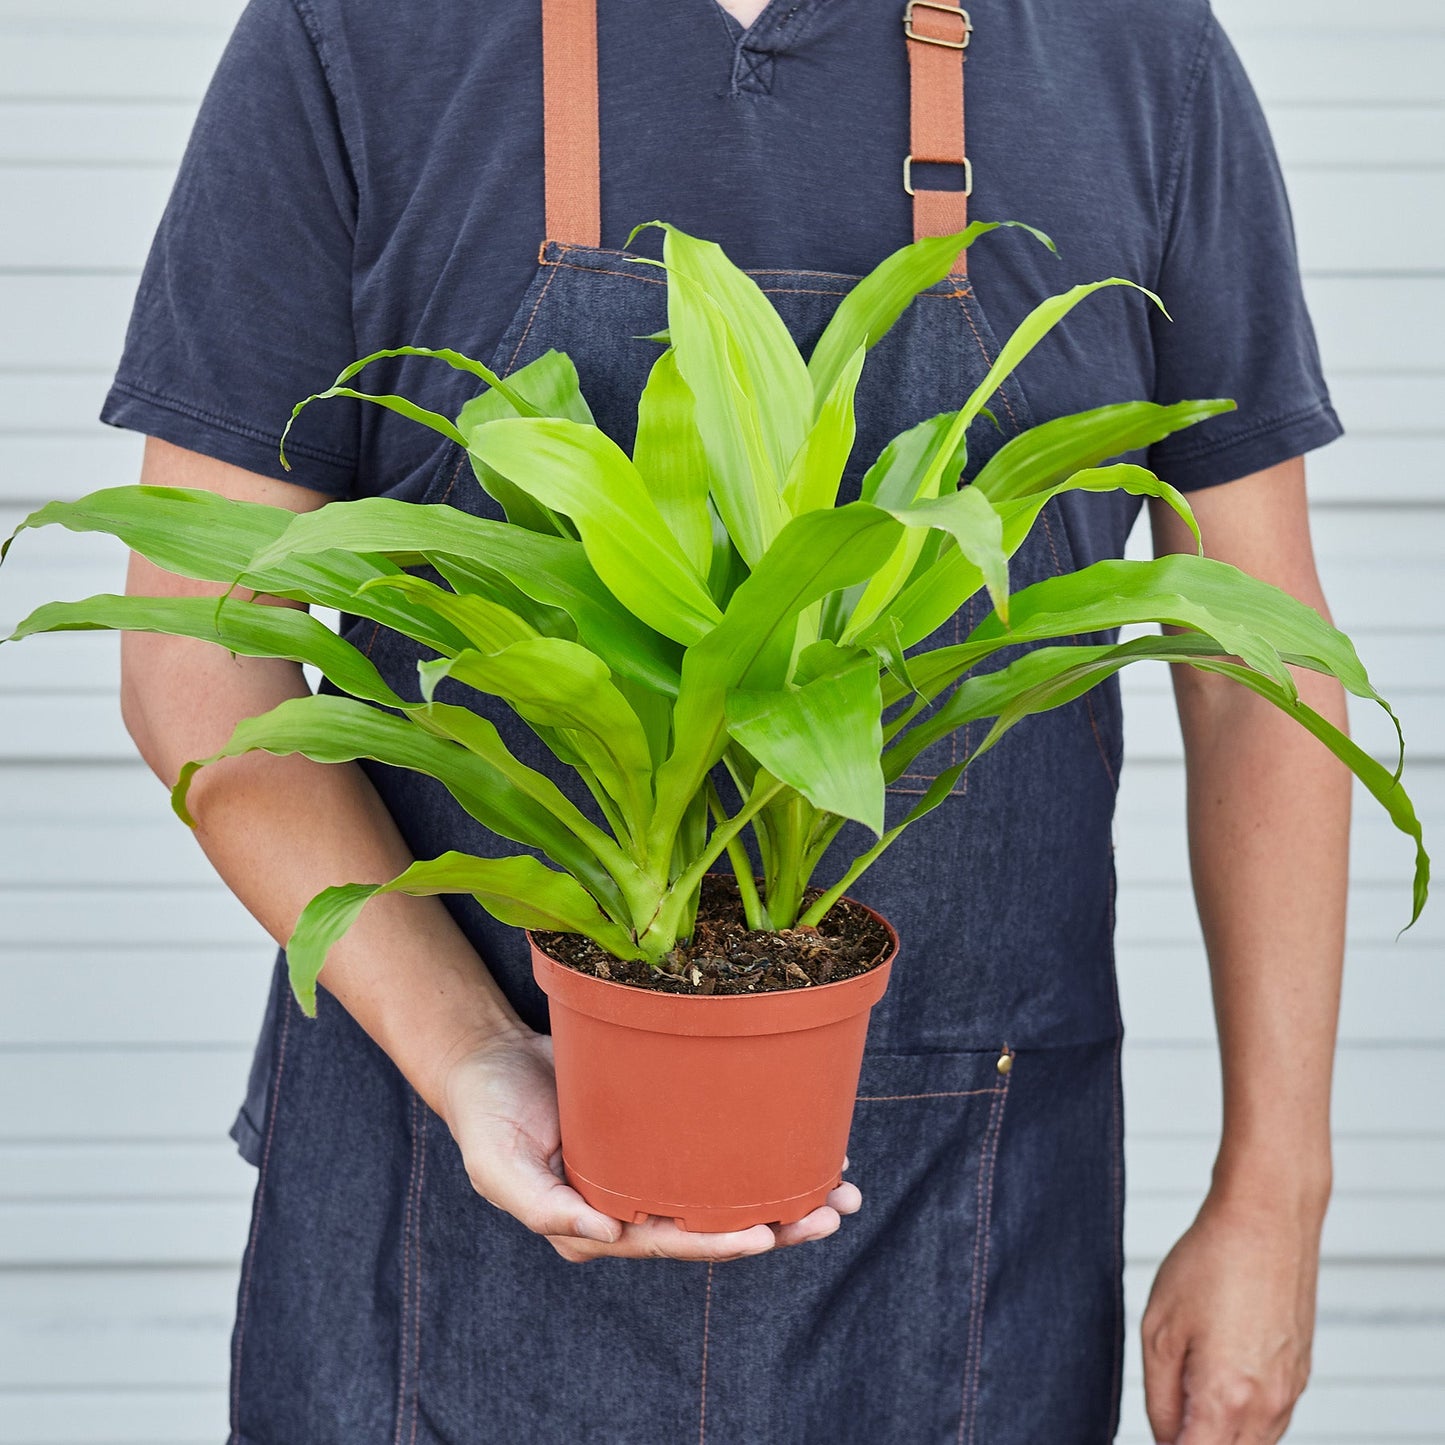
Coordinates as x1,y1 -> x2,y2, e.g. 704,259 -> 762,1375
877,463 -> 1203,650
465,416 -> 722,645
418,637 -> 657,840
635,220 -> 813,489
1185,660 -> 1428,929
887,633 -> 1427,930
782,343 -> 865,516
972,398 -> 1236,505
460,347 -> 593,427
968,553 -> 1378,701
286,852 -> 642,1015
170,694 -> 629,913
280,344 -> 540,470
456,348 -> 594,536
851,483 -> 1010,636
727,656 -> 885,834
807,221 -> 1055,407
4,592 -> 404,707
1,486 -> 468,657
354,573 -> 540,654
859,410 -> 966,510
915,279 -> 1166,505
632,346 -> 715,575
885,634 -> 1215,777
650,265 -> 791,565
245,498 -> 681,695
649,504 -> 903,848
886,550 -> 1390,781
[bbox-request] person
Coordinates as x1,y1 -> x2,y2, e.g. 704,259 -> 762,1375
104,0 -> 1350,1439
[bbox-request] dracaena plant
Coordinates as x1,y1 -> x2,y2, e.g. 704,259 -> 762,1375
1,222 -> 1428,1014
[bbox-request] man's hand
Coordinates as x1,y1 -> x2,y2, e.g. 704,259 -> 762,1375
442,1028 -> 863,1262
1142,1185 -> 1323,1443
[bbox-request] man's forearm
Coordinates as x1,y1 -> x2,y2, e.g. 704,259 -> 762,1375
1174,659 -> 1350,1214
122,623 -> 527,1117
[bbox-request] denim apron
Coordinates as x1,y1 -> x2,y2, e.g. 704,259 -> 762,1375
229,9 -> 1127,1443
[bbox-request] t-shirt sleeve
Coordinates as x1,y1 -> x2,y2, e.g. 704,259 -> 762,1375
101,0 -> 359,496
1146,11 -> 1343,491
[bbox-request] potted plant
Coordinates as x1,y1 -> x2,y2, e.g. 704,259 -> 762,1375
1,221 -> 1428,1231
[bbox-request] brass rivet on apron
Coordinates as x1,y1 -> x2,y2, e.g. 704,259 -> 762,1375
996,1047 -> 1014,1076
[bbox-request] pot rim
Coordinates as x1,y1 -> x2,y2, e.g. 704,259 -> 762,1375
528,893 -> 899,1038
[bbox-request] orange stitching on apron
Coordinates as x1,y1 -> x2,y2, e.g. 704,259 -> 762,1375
1106,878 -> 1125,1429
230,985 -> 294,1438
544,252 -> 974,303
392,1092 -> 422,1445
548,257 -> 669,286
954,292 -> 1021,434
854,1087 -> 1003,1102
506,259 -> 564,373
697,1260 -> 715,1445
406,1113 -> 428,1445
959,1065 -> 1012,1444
436,447 -> 470,508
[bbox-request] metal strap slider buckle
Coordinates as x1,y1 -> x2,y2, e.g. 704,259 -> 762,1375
903,1 -> 972,49
903,154 -> 973,197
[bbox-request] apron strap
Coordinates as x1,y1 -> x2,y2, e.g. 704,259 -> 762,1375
904,1 -> 972,273
542,0 -> 602,246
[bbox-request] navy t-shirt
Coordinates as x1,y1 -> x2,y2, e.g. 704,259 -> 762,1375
102,0 -> 1341,558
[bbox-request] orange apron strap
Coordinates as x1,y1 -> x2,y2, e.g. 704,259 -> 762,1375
542,0 -> 601,246
904,0 -> 972,272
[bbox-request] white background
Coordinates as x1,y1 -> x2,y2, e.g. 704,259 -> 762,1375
0,1 -> 1441,1441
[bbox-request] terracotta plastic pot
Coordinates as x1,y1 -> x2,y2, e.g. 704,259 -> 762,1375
530,902 -> 897,1232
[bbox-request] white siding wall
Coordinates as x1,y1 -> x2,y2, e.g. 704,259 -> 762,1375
0,1 -> 1440,1440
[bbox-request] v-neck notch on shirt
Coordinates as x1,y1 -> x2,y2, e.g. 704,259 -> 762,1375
710,0 -> 826,96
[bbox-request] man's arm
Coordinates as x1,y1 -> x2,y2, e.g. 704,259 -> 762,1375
1141,455 -> 1348,1444
124,437 -> 854,1259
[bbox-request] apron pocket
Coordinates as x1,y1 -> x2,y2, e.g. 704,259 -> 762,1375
686,1049 -> 1015,1444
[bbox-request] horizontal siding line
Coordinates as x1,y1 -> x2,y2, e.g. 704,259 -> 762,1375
0,1383 -> 221,1395
0,882 -> 223,892
0,157 -> 172,170
0,267 -> 138,278
1256,98 -> 1445,109
0,1136 -> 227,1148
0,91 -> 201,105
1135,1188 -> 1445,1202
0,1043 -> 252,1056
1129,1131 -> 1445,1144
1289,162 -> 1445,173
1124,1039 -> 1445,1053
0,1194 -> 243,1205
0,1258 -> 233,1274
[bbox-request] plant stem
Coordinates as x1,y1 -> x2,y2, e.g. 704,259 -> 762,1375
639,774 -> 787,954
798,817 -> 908,928
707,778 -> 771,931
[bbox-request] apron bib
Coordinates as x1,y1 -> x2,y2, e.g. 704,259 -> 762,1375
231,5 -> 1127,1440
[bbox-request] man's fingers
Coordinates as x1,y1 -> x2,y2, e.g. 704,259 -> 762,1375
1174,1371 -> 1297,1445
469,1145 -> 623,1246
827,1180 -> 862,1216
549,1217 -> 777,1263
1141,1314 -> 1187,1444
772,1206 -> 843,1248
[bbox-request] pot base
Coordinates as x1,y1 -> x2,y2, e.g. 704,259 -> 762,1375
564,1159 -> 844,1233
